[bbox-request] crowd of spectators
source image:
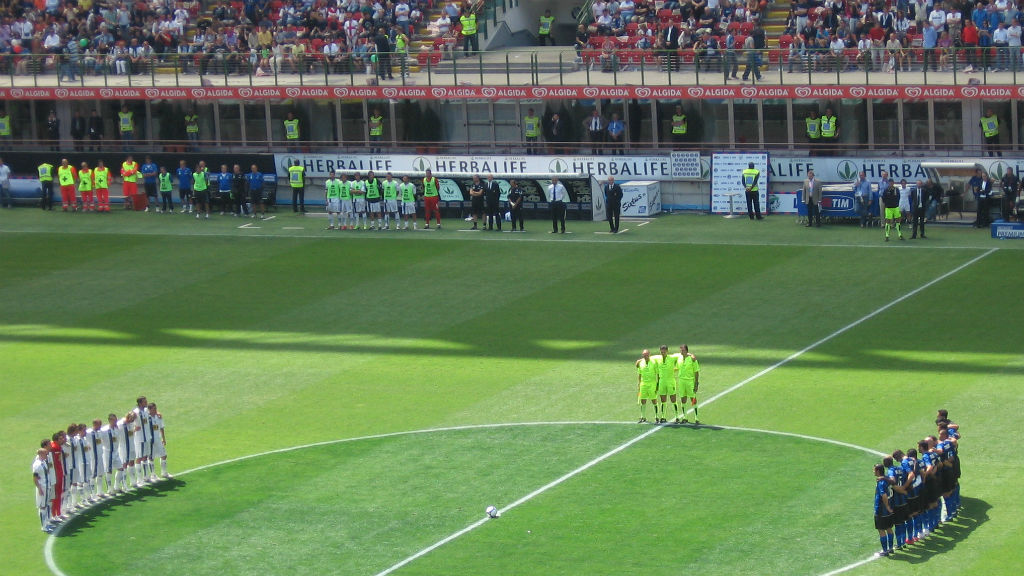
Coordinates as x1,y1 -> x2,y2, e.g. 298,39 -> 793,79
573,0 -> 1024,75
0,0 -> 443,77
783,0 -> 1024,73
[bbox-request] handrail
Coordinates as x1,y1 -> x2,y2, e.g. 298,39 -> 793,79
0,47 -> 1020,90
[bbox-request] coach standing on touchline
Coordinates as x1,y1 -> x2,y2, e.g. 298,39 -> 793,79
549,176 -> 568,234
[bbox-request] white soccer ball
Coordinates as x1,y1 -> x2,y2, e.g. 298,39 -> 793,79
486,505 -> 500,518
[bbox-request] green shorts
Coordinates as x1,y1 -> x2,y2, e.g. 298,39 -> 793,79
658,380 -> 677,397
638,382 -> 657,401
679,380 -> 695,398
885,207 -> 901,220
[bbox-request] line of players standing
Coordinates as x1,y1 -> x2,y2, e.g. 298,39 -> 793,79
872,410 -> 961,558
31,396 -> 170,534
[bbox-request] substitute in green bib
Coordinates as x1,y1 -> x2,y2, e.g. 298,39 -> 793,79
325,170 -> 343,230
288,160 -> 306,213
364,170 -> 382,229
38,161 -> 54,210
399,175 -> 417,230
337,173 -> 353,230
193,161 -> 210,218
158,166 -> 174,213
524,107 -> 540,155
538,10 -> 555,46
382,172 -> 400,230
636,349 -> 660,423
980,108 -> 1001,157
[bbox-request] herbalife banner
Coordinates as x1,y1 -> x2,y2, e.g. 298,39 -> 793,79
274,153 -> 1022,188
274,153 -> 701,181
711,153 -> 769,215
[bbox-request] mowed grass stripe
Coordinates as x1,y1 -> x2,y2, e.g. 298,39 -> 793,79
53,425 -> 645,576
387,429 -> 878,576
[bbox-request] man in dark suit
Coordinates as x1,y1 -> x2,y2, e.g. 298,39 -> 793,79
604,175 -> 622,233
910,180 -> 928,239
583,109 -> 606,155
662,22 -> 680,71
484,173 -> 502,230
547,112 -> 565,154
802,169 -> 822,227
70,112 -> 86,152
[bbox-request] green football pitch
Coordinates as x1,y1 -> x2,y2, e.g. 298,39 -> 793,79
1,208 -> 1022,576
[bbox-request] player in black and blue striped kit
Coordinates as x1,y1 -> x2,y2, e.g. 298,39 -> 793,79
885,455 -> 911,550
873,463 -> 895,557
901,448 -> 923,543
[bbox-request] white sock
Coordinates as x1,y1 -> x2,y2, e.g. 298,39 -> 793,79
161,458 -> 168,475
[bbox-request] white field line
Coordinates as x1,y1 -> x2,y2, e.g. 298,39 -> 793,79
372,248 -> 996,575
46,249 -> 996,576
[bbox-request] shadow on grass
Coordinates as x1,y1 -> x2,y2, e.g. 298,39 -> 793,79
888,496 -> 990,565
54,478 -> 186,538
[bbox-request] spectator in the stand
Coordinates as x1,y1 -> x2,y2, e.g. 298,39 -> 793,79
574,24 -> 589,61
885,32 -> 906,72
993,21 -> 1010,71
46,110 -> 60,152
857,32 -> 873,70
547,112 -> 566,154
922,20 -> 938,71
962,18 -> 980,72
740,30 -> 761,80
789,34 -> 808,72
1009,18 -> 1022,71
662,20 -> 681,71
938,30 -> 954,70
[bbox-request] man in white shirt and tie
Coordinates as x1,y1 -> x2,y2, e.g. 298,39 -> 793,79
549,176 -> 568,233
584,109 -> 606,155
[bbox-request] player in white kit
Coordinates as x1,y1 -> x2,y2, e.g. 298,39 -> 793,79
133,396 -> 154,483
120,412 -> 139,488
33,448 -> 55,532
105,413 -> 129,493
399,175 -> 417,230
89,418 -> 110,497
148,402 -> 171,478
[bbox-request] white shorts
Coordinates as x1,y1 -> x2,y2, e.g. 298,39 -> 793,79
134,434 -> 147,459
151,439 -> 167,459
123,435 -> 136,461
367,200 -> 381,213
384,199 -> 399,213
340,199 -> 353,213
326,198 -> 341,212
104,448 -> 124,471
353,197 -> 366,213
402,201 -> 416,215
72,459 -> 85,484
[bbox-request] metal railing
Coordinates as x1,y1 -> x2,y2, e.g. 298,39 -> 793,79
2,46 -> 1022,89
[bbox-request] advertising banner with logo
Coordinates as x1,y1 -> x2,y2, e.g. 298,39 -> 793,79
620,181 -> 662,217
273,153 -> 681,181
991,221 -> 1024,239
6,85 -> 1024,101
768,157 -> 1024,185
711,153 -> 769,215
590,177 -> 607,222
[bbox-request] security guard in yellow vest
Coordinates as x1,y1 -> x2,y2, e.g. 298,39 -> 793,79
288,160 -> 306,213
806,110 -> 821,146
980,109 -> 1001,157
0,110 -> 12,149
671,105 -> 687,144
742,162 -> 763,220
460,6 -> 479,56
369,109 -> 384,153
819,108 -> 837,155
185,110 -> 199,150
118,105 -> 135,147
524,107 -> 540,155
284,112 -> 300,151
38,161 -> 54,210
538,10 -> 555,46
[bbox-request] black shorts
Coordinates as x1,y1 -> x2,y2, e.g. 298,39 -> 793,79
145,181 -> 158,197
874,513 -> 895,531
924,479 -> 941,503
893,503 -> 909,524
906,495 -> 921,515
471,197 -> 484,212
953,457 -> 961,479
193,190 -> 209,203
941,468 -> 956,493
179,187 -> 192,198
